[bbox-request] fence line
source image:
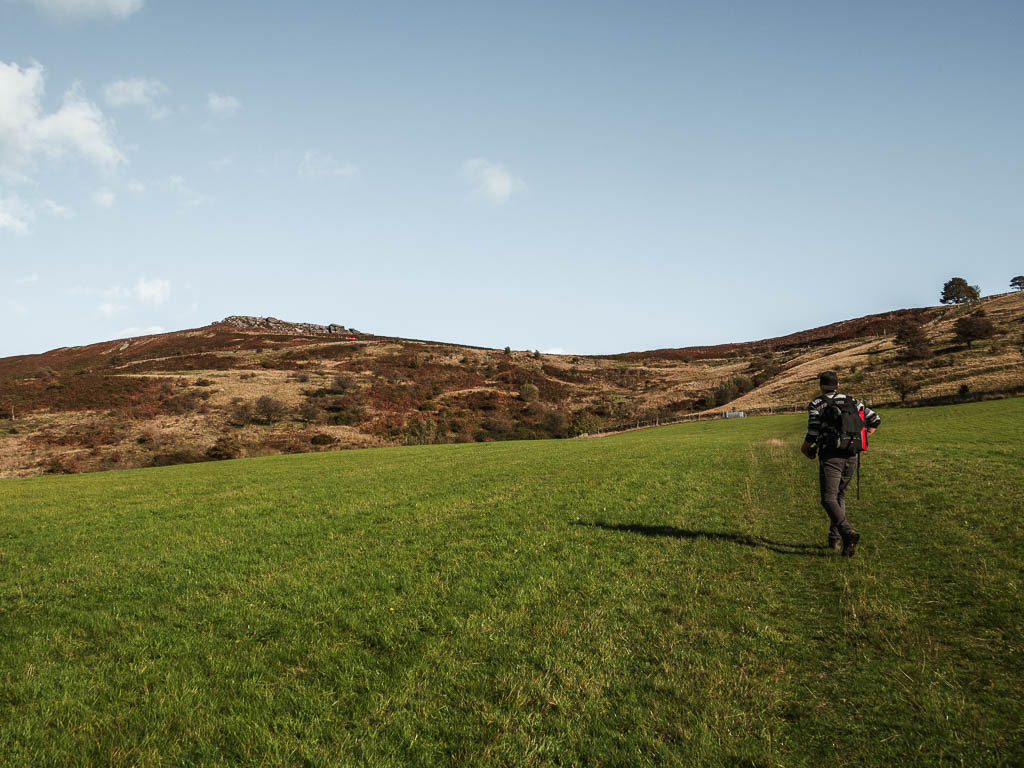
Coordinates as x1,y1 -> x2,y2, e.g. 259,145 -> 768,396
578,386 -> 1024,439
577,404 -> 806,438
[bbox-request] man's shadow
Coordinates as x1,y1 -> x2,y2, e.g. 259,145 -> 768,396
575,521 -> 832,557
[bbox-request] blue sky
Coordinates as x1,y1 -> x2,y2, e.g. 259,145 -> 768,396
1,1 -> 1022,357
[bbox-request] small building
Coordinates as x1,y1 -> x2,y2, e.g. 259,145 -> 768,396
724,410 -> 746,419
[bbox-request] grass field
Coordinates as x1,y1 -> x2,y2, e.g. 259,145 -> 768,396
2,399 -> 1022,767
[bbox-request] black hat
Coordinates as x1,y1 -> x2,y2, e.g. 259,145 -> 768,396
819,371 -> 838,388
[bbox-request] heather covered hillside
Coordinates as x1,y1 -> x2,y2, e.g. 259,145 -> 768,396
1,293 -> 1022,478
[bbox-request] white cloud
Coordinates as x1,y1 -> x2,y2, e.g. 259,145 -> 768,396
15,273 -> 39,284
134,278 -> 170,305
542,347 -> 569,355
0,194 -> 31,235
206,92 -> 241,119
460,158 -> 524,204
299,150 -> 358,180
167,174 -> 207,206
210,155 -> 232,172
94,186 -> 116,207
103,77 -> 164,106
126,178 -> 145,193
103,77 -> 168,119
43,198 -> 72,216
96,302 -> 125,319
10,302 -> 29,317
0,61 -> 124,181
24,0 -> 143,19
115,325 -> 163,338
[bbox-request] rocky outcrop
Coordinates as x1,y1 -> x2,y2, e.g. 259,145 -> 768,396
218,316 -> 358,336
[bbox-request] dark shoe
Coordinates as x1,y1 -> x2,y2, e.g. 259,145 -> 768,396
829,538 -> 843,553
842,530 -> 860,558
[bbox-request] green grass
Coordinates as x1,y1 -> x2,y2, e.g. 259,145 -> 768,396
2,399 -> 1022,767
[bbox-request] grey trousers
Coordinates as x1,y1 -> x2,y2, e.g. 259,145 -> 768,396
819,454 -> 858,540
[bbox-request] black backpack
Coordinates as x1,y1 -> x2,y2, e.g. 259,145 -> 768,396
819,395 -> 866,455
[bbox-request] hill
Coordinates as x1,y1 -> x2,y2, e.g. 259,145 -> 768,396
2,400 -> 1022,766
1,292 -> 1022,477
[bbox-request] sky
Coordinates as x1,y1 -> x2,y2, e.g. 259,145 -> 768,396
1,1 -> 1022,358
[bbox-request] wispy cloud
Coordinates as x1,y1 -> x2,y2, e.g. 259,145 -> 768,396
206,92 -> 241,119
24,0 -> 143,20
103,77 -> 169,119
126,179 -> 145,193
15,273 -> 39,285
94,187 -> 116,207
93,278 -> 171,306
10,301 -> 29,317
135,278 -> 170,305
0,193 -> 31,235
460,158 -> 524,204
167,174 -> 207,207
96,302 -> 126,319
43,198 -> 72,217
299,150 -> 358,180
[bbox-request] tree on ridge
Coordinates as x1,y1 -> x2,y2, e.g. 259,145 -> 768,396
940,277 -> 980,305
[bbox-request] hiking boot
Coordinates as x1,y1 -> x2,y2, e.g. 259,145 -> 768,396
829,537 -> 843,553
842,530 -> 860,558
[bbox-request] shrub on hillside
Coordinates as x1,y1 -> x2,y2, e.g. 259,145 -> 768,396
895,319 -> 933,360
43,455 -> 80,474
702,374 -> 756,409
475,417 -> 513,442
160,390 -> 204,415
206,435 -> 243,460
545,409 -> 571,438
747,356 -> 782,386
319,395 -> 364,426
891,371 -> 922,403
523,401 -> 546,420
569,414 -> 600,437
403,414 -> 444,445
296,400 -> 322,424
954,311 -> 995,349
227,400 -> 255,426
519,382 -> 539,402
330,373 -> 357,394
310,432 -> 338,446
253,395 -> 288,424
542,364 -> 585,383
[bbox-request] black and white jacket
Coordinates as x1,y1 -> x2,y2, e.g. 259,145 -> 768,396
805,391 -> 881,445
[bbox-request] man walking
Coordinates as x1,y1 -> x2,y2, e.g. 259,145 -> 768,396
801,371 -> 880,557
